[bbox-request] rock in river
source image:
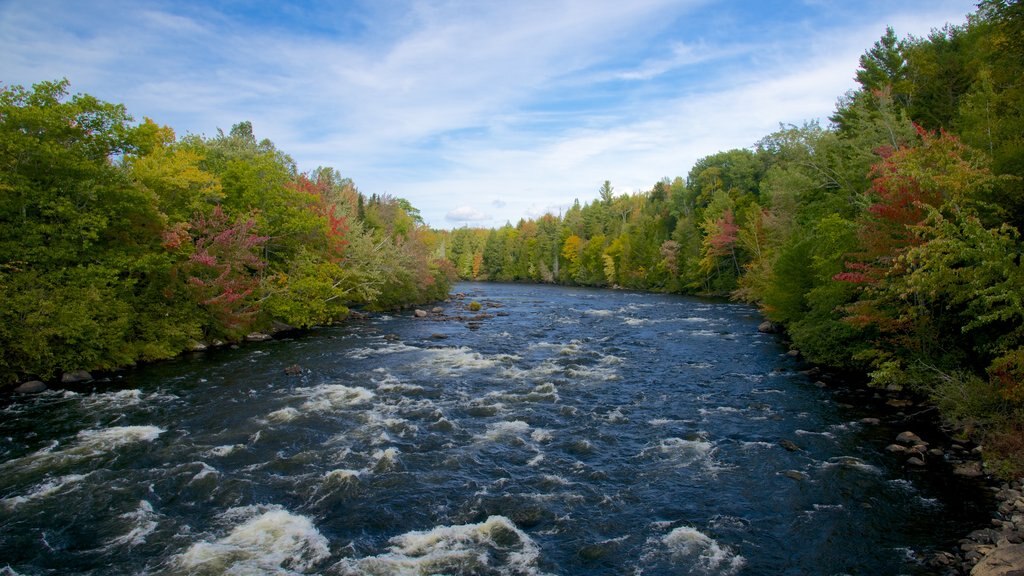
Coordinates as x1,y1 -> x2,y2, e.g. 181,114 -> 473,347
15,380 -> 47,394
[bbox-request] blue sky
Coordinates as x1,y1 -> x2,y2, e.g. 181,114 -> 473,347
1,0 -> 977,228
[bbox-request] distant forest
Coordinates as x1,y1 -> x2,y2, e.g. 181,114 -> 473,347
434,1 -> 1024,475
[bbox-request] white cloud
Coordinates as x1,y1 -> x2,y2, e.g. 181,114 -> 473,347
446,206 -> 491,223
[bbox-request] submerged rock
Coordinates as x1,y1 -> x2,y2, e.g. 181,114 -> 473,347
779,439 -> 801,452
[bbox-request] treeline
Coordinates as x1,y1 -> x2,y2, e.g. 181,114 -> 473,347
0,80 -> 453,385
438,1 -> 1024,475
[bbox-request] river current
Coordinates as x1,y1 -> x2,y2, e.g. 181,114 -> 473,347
0,283 -> 988,575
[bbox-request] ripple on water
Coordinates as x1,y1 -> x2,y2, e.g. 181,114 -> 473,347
2,425 -> 165,474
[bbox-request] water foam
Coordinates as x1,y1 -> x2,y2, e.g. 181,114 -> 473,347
203,444 -> 246,457
420,347 -> 520,375
661,526 -> 745,574
105,500 -> 160,548
296,384 -> 374,413
481,420 -> 532,442
3,426 -> 165,474
346,342 -> 420,360
334,515 -> 549,576
642,437 -> 714,466
176,506 -> 330,575
1,473 -> 88,509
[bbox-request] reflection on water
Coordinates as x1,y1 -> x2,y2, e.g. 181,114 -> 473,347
0,283 -> 988,575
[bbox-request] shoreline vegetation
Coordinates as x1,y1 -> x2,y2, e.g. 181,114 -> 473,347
1,81 -> 456,391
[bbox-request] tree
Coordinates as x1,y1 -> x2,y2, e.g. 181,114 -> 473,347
855,26 -> 911,106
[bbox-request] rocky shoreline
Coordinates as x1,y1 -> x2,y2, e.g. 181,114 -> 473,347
931,477 -> 1024,576
795,366 -> 1022,575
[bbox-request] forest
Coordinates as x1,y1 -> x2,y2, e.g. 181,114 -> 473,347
436,1 -> 1024,476
0,84 -> 454,386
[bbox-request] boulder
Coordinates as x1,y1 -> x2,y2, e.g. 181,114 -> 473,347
244,332 -> 272,342
189,341 -> 209,351
896,431 -> 925,445
970,543 -> 1024,576
431,307 -> 444,314
955,461 -> 985,478
758,320 -> 779,334
15,380 -> 47,394
270,321 -> 297,334
786,349 -> 801,358
61,370 -> 93,384
906,456 -> 926,467
414,309 -> 428,318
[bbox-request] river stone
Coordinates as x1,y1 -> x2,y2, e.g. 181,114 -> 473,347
907,456 -> 926,467
779,439 -> 801,452
896,431 -> 925,445
861,417 -> 882,425
61,370 -> 92,384
786,349 -> 801,357
970,543 -> 1024,576
15,380 -> 47,394
757,320 -> 778,334
244,332 -> 272,342
956,461 -> 985,477
431,306 -> 444,314
886,444 -> 907,453
189,341 -> 208,351
414,309 -> 428,318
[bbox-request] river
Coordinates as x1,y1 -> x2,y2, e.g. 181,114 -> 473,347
0,282 -> 989,575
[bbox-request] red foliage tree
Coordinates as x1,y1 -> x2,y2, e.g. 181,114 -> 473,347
287,174 -> 349,261
181,207 -> 268,337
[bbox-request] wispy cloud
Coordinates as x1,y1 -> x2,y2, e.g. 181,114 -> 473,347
0,0 -> 977,228
446,206 -> 491,223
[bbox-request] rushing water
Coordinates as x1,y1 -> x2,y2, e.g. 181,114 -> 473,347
0,283 -> 989,575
